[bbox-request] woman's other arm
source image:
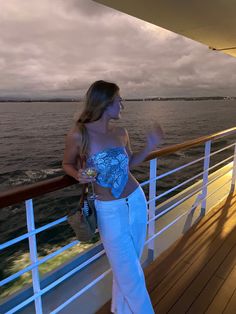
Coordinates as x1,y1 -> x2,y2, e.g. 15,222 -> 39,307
62,131 -> 81,180
62,131 -> 96,184
123,123 -> 164,169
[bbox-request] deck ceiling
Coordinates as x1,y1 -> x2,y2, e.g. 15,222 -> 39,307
94,0 -> 236,58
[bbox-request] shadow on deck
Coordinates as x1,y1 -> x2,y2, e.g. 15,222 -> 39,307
97,190 -> 236,314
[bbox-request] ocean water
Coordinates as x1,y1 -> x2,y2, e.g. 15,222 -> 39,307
1,100 -> 236,275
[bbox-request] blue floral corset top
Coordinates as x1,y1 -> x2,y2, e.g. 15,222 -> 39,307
86,146 -> 129,198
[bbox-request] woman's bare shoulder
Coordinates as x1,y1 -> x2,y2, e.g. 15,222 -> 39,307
114,126 -> 127,135
113,126 -> 129,144
114,126 -> 129,139
66,126 -> 82,145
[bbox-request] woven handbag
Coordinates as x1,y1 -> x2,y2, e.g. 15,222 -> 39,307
68,155 -> 98,242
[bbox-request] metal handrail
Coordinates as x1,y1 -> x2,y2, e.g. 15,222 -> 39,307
146,154 -> 235,204
141,142 -> 235,187
0,240 -> 79,286
147,167 -> 233,224
145,177 -> 232,245
0,216 -> 68,250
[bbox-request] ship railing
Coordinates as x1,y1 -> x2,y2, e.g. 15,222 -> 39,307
0,126 -> 236,314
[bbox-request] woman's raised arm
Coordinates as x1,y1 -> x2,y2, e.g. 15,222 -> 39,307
124,122 -> 164,169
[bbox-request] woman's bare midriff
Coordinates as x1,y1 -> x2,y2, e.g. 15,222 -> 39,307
93,172 -> 140,201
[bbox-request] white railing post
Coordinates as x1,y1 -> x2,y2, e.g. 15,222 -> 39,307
230,143 -> 236,192
26,199 -> 43,314
201,140 -> 211,215
147,158 -> 157,263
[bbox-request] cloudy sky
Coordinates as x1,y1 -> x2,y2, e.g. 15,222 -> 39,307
1,0 -> 236,98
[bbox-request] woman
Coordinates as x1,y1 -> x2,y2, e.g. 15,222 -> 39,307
63,80 -> 164,314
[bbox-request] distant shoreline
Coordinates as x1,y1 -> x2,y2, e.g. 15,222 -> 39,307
0,96 -> 235,102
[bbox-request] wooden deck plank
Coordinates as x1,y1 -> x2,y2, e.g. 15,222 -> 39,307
168,224 -> 236,312
187,243 -> 236,314
216,242 -> 236,280
154,222 -> 236,313
146,215 -> 227,294
149,204 -> 235,303
205,266 -> 236,314
96,192 -> 236,314
223,285 -> 236,314
186,275 -> 223,314
147,202 -> 235,296
152,200 -> 236,311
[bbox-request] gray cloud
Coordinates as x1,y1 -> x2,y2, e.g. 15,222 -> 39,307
0,0 -> 236,97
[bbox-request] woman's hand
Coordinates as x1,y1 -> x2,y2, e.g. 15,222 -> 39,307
75,169 -> 97,184
146,122 -> 164,151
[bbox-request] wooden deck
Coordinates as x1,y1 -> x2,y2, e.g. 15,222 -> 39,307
97,190 -> 236,314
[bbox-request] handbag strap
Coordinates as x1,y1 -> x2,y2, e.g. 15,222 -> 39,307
78,154 -> 89,210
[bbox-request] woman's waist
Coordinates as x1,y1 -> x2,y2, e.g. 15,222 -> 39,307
93,173 -> 139,201
94,184 -> 145,209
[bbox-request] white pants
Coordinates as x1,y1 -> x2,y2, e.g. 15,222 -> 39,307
94,185 -> 154,314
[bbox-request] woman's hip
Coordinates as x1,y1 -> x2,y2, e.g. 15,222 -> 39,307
94,185 -> 148,240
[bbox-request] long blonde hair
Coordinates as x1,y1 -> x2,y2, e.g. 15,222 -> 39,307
76,80 -> 119,157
